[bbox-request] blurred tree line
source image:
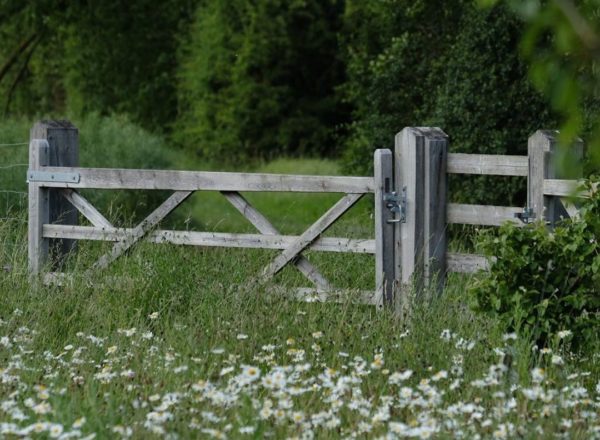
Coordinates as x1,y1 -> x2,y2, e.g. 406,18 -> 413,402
1,1 -> 595,186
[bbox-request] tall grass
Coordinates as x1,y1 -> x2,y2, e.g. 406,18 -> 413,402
0,117 -> 597,438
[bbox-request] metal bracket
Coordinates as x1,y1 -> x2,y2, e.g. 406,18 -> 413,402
27,170 -> 80,184
514,207 -> 536,224
384,186 -> 407,224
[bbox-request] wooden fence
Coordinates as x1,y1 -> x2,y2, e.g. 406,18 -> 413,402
27,121 -> 589,312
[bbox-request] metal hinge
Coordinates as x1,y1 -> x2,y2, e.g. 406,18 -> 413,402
27,170 -> 80,184
514,207 -> 536,224
384,186 -> 407,224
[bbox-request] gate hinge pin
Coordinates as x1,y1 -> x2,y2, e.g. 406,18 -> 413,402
514,207 -> 536,224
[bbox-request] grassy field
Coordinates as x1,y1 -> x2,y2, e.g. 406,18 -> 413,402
0,117 -> 599,439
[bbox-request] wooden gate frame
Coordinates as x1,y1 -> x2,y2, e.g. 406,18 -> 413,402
27,121 -> 404,308
29,121 -> 587,312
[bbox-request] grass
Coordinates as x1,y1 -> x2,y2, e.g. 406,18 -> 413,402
0,117 -> 599,438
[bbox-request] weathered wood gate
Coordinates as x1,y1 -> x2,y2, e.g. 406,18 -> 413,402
27,121 -> 399,307
27,121 -> 588,312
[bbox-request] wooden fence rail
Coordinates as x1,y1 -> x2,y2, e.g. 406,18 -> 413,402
27,120 -> 392,307
27,120 -> 590,314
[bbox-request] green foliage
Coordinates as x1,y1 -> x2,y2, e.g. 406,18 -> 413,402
340,0 -> 466,176
63,0 -> 196,130
176,0 -> 347,163
430,4 -> 556,204
481,0 -> 600,171
0,1 -> 196,130
341,1 -> 556,205
470,179 -> 600,349
0,115 -> 176,220
0,1 -> 71,116
75,113 -> 178,222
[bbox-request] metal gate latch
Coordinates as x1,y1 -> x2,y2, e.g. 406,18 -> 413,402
514,207 -> 536,224
384,186 -> 407,224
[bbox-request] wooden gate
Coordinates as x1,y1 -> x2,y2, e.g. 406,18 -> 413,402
27,121 -> 589,312
27,121 -> 400,307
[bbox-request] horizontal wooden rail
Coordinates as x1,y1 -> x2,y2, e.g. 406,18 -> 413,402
447,153 -> 528,176
447,203 -> 523,227
543,179 -> 592,197
446,252 -> 490,273
31,167 -> 376,193
43,224 -> 376,254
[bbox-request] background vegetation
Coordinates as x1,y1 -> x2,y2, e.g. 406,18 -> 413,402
1,1 -> 599,437
4,1 -> 597,175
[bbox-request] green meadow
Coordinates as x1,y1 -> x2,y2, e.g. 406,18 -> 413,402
0,117 -> 598,439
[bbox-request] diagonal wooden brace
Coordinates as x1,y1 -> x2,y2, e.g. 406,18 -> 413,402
91,191 -> 192,270
221,191 -> 331,290
262,193 -> 363,281
61,189 -> 113,229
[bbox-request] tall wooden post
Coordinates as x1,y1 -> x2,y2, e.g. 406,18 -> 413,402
395,127 -> 447,309
528,130 -> 583,226
28,139 -> 50,275
29,120 -> 79,273
374,149 -> 395,309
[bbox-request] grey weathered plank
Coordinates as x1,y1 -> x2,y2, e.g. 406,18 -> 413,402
31,121 -> 79,260
32,167 -> 376,193
91,191 -> 192,270
61,189 -> 113,229
447,203 -> 523,227
543,179 -> 590,197
528,131 -> 584,226
395,128 -> 425,303
222,191 -> 330,290
28,139 -> 50,275
43,224 -> 376,254
447,153 -> 528,176
374,149 -> 395,308
446,252 -> 490,273
528,130 -> 554,222
262,193 -> 363,280
423,129 -> 448,294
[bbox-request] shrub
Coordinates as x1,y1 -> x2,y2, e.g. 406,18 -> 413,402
469,179 -> 600,350
0,114 -> 176,221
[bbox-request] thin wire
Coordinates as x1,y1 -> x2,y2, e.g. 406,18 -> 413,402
0,142 -> 28,147
0,190 -> 27,195
0,164 -> 27,170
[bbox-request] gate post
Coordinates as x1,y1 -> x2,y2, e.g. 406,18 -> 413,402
374,149 -> 395,309
28,139 -> 50,275
528,130 -> 583,226
28,120 -> 79,274
395,127 -> 447,312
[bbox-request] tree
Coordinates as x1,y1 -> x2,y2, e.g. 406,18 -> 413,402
64,0 -> 197,130
176,0 -> 347,163
481,0 -> 600,171
340,1 -> 556,206
0,0 -> 196,130
429,4 -> 556,204
340,0 -> 467,175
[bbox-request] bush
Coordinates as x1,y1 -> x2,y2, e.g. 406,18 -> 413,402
469,179 -> 600,350
0,114 -> 176,221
